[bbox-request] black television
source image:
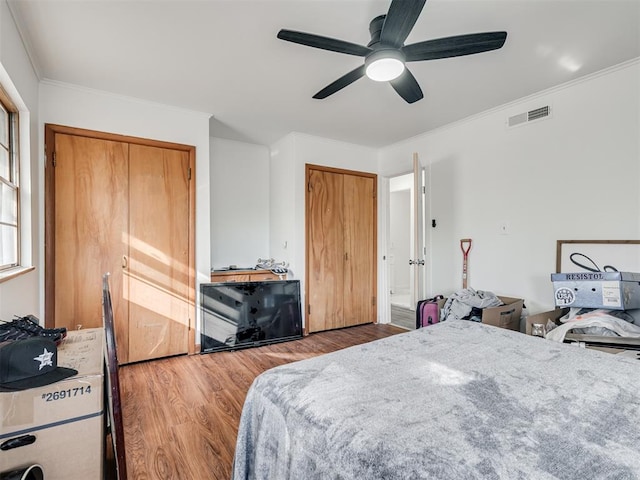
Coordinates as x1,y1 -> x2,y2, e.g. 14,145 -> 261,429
200,280 -> 303,353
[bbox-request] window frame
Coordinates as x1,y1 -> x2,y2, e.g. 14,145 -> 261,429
0,68 -> 33,284
0,86 -> 20,273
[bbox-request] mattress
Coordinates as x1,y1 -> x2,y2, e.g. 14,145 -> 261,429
233,321 -> 640,479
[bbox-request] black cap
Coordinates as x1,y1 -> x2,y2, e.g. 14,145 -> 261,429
0,337 -> 77,391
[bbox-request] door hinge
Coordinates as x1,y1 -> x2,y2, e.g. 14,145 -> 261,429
52,151 -> 56,167
372,296 -> 376,306
422,186 -> 426,194
307,304 -> 311,315
308,182 -> 311,192
188,167 -> 192,180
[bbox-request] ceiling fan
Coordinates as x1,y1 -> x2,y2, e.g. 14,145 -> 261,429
277,0 -> 507,104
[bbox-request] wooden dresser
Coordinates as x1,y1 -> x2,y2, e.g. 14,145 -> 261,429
210,269 -> 280,283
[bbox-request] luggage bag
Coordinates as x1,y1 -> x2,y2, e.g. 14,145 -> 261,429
416,295 -> 444,328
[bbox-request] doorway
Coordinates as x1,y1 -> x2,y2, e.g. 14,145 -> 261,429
388,157 -> 426,329
389,174 -> 413,308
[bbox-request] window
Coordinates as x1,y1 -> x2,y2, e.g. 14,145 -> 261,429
0,91 -> 19,271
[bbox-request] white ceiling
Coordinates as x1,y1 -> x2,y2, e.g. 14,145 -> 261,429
8,0 -> 640,147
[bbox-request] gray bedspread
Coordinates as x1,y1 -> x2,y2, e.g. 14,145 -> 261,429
232,321 -> 640,479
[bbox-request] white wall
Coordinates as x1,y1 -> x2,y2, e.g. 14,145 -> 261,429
0,0 -> 40,319
38,81 -> 211,328
210,137 -> 270,269
269,134 -> 297,275
380,59 -> 640,314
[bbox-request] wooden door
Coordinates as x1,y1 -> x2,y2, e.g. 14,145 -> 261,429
46,124 -> 196,364
306,165 -> 377,333
343,174 -> 376,326
127,144 -> 190,363
307,169 -> 345,333
53,134 -> 129,333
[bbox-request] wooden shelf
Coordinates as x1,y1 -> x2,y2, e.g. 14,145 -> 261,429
210,269 -> 280,283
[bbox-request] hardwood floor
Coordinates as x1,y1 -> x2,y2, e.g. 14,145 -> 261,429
118,323 -> 404,479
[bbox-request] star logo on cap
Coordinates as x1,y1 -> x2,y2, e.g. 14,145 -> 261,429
33,348 -> 54,370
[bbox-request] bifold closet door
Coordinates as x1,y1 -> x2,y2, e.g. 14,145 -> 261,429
49,127 -> 194,364
126,144 -> 190,363
343,173 -> 376,326
54,134 -> 129,334
306,165 -> 377,334
307,169 -> 345,333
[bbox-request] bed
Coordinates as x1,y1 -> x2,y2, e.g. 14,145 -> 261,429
232,321 -> 640,479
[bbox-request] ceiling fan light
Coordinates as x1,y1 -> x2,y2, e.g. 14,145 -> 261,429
366,58 -> 405,82
364,49 -> 406,82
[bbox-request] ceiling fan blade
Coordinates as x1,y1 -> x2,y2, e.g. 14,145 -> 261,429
313,65 -> 366,99
379,0 -> 427,48
390,68 -> 423,104
277,30 -> 371,57
402,31 -> 507,62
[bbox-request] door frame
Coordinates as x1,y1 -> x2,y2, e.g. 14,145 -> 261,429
383,155 -> 428,325
44,124 -> 197,355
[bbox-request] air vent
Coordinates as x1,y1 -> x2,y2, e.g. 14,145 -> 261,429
528,106 -> 550,121
507,105 -> 551,128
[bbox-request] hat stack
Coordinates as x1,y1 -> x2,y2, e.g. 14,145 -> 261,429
0,316 -> 76,391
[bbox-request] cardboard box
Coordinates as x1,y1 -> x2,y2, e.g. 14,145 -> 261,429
551,271 -> 640,310
438,296 -> 524,331
525,308 -> 640,354
525,308 -> 568,335
0,328 -> 104,479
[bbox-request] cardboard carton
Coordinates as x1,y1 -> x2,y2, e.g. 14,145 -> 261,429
0,328 -> 104,478
438,296 -> 524,331
525,308 -> 568,335
551,271 -> 640,310
524,308 -> 640,354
